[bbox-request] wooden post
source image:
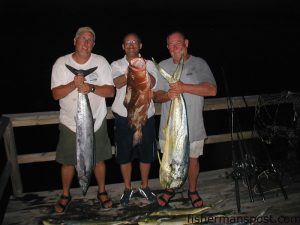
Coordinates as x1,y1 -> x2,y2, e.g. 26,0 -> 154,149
0,117 -> 12,200
3,118 -> 23,196
0,162 -> 11,200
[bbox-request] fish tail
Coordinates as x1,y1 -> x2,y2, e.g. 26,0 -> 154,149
133,130 -> 142,146
79,176 -> 89,196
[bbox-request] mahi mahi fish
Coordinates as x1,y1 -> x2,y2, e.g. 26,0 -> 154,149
43,206 -> 246,225
152,54 -> 190,189
124,57 -> 151,146
65,64 -> 97,195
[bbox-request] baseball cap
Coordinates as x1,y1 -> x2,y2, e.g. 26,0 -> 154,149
75,26 -> 96,40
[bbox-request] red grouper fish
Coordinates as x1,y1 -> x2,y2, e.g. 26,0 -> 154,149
124,57 -> 151,146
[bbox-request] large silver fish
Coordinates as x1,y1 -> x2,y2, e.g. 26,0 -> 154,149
124,57 -> 151,146
65,64 -> 96,195
152,54 -> 190,189
43,206 -> 243,225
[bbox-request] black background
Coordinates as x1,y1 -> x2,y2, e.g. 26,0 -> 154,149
1,0 -> 299,114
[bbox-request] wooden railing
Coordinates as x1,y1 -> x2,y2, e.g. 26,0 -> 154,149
0,117 -> 13,201
2,95 -> 259,197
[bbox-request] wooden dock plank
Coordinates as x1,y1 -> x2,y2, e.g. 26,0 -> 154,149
3,168 -> 300,225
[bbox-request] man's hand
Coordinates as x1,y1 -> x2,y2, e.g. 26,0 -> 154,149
74,75 -> 85,88
77,82 -> 91,94
168,80 -> 185,99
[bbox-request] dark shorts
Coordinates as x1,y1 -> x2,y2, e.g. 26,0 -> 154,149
56,120 -> 112,165
113,112 -> 157,164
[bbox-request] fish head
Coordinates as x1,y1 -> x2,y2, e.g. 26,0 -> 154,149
129,57 -> 146,72
127,57 -> 148,82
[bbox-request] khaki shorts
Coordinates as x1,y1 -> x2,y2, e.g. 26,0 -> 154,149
159,139 -> 204,158
56,120 -> 112,165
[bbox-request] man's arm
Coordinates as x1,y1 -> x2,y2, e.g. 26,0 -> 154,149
52,81 -> 76,100
153,81 -> 217,103
149,73 -> 156,89
113,74 -> 127,89
52,75 -> 85,100
52,77 -> 115,100
92,84 -> 115,97
169,81 -> 217,97
153,90 -> 171,103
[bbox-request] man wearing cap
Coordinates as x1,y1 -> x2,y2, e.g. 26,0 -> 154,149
51,26 -> 115,213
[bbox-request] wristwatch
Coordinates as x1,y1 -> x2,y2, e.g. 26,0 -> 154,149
90,85 -> 96,93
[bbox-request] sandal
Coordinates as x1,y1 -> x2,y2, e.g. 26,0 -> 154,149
188,190 -> 204,208
97,191 -> 112,209
54,194 -> 72,214
158,188 -> 175,207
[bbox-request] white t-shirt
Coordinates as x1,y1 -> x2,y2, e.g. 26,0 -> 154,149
111,55 -> 158,118
51,53 -> 113,132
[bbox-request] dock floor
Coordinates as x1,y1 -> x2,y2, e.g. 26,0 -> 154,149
3,168 -> 300,225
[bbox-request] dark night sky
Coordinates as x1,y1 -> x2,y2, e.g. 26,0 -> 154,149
1,0 -> 300,114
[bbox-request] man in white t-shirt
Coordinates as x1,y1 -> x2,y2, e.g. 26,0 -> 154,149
51,26 -> 115,212
111,33 -> 159,206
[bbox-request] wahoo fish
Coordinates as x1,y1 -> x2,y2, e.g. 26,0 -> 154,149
152,54 -> 190,189
65,64 -> 97,195
124,57 -> 151,146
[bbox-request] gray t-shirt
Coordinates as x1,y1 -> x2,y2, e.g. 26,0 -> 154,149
154,55 -> 216,142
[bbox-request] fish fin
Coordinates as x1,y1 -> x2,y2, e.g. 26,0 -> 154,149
82,66 -> 98,77
133,130 -> 142,146
65,64 -> 79,75
157,150 -> 162,165
151,57 -> 159,66
124,86 -> 132,108
173,52 -> 184,81
152,58 -> 173,83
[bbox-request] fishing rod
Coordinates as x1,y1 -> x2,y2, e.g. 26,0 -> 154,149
220,66 -> 265,213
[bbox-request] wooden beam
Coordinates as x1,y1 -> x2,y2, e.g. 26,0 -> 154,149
4,95 -> 259,127
16,131 -> 257,164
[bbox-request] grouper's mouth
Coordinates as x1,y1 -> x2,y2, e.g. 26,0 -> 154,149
130,57 -> 146,71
